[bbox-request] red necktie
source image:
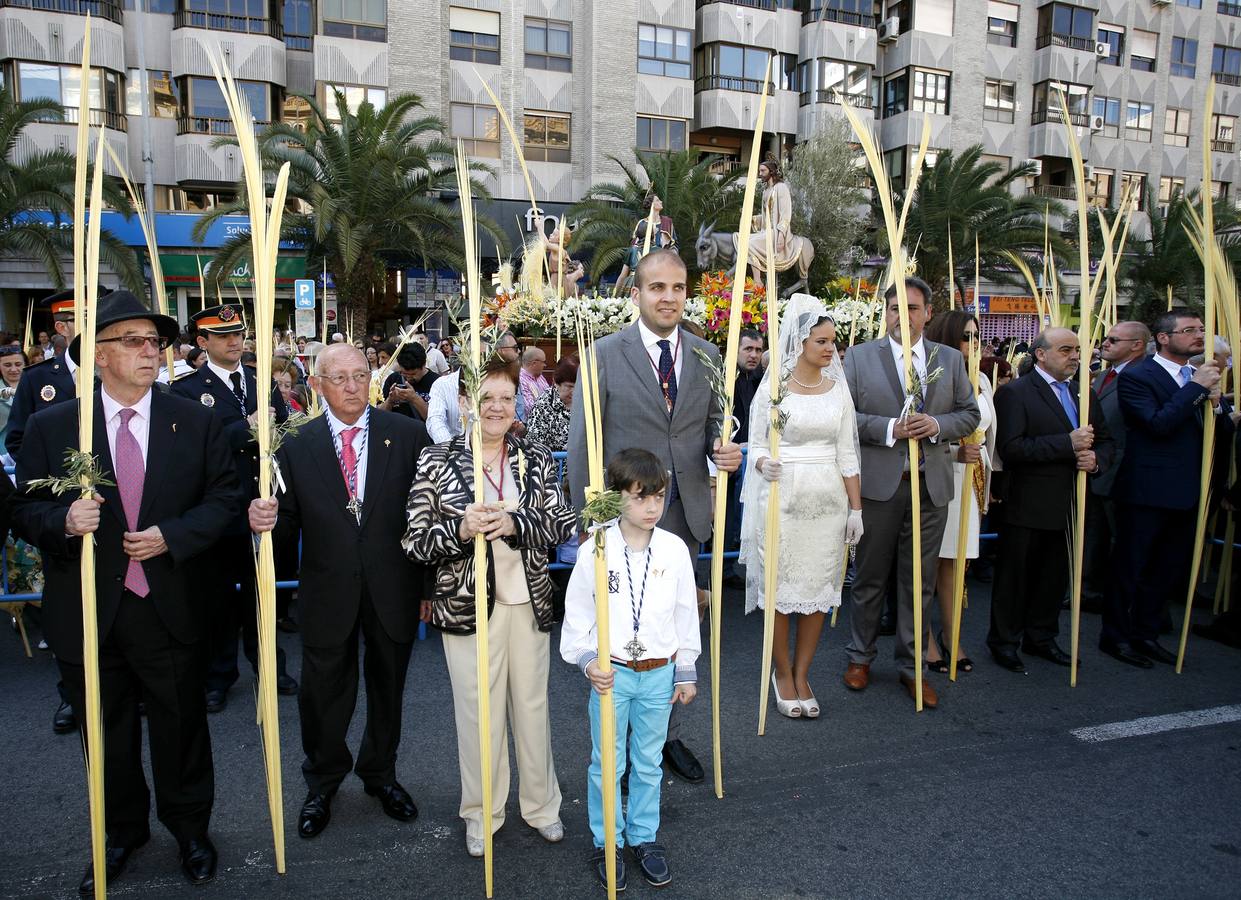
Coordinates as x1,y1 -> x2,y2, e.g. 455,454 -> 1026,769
1102,368 -> 1117,389
116,408 -> 149,597
339,426 -> 360,497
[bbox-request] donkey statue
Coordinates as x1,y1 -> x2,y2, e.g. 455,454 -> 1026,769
695,222 -> 815,299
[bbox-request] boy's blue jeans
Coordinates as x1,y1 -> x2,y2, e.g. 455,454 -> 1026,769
587,663 -> 675,849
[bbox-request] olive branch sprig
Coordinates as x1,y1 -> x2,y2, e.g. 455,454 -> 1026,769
26,449 -> 115,496
580,487 -> 624,535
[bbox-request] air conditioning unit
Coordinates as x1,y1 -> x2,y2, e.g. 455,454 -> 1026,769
1025,158 -> 1043,176
1084,164 -> 1095,181
877,17 -> 900,44
1152,0 -> 1171,6
1090,114 -> 1106,132
1096,42 -> 1111,57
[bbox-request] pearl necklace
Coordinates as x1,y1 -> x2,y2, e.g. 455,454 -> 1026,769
789,371 -> 825,389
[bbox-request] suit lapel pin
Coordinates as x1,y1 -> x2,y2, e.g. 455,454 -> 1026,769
385,439 -> 391,447
39,384 -> 56,402
172,422 -> 177,433
200,393 -> 215,408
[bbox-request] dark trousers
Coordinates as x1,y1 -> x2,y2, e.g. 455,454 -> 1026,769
1104,502 -> 1196,646
299,587 -> 413,794
722,473 -> 743,577
204,533 -> 287,693
987,522 -> 1069,653
58,591 -> 213,846
274,528 -> 299,620
1081,493 -> 1116,613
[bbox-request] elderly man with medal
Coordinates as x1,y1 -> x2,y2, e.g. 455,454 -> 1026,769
170,303 -> 295,712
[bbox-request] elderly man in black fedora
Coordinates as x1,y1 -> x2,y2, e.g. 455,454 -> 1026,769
11,290 -> 241,893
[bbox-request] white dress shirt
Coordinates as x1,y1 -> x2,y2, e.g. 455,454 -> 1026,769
1153,352 -> 1193,387
425,345 -> 450,375
206,359 -> 246,404
560,524 -> 701,684
324,405 -> 369,503
637,319 -> 684,387
101,387 -> 152,464
426,369 -> 462,443
884,335 -> 939,446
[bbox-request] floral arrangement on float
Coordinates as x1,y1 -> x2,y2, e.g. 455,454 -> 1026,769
820,275 -> 882,345
486,289 -> 706,339
695,271 -> 771,346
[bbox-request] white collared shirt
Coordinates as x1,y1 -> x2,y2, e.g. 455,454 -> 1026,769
637,319 -> 684,387
64,353 -> 77,377
101,386 -> 152,464
884,336 -> 939,447
1153,352 -> 1193,387
560,524 -> 702,684
206,359 -> 245,401
426,369 -> 462,443
324,405 -> 369,503
425,345 -> 450,375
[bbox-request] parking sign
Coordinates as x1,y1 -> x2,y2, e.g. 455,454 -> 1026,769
294,279 -> 315,309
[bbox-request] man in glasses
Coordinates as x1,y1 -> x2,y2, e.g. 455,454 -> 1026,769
11,290 -> 241,890
1104,313 -> 1235,668
1082,322 -> 1151,613
171,304 -> 295,712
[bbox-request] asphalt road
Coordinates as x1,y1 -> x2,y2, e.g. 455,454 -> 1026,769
2,577 -> 1240,900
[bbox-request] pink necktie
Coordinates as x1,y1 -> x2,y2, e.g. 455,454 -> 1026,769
339,426 -> 360,497
116,408 -> 149,597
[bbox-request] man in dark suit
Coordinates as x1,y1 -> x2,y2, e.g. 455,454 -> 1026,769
988,327 -> 1114,672
1082,321 -> 1150,613
723,328 -> 764,588
11,291 -> 241,892
248,343 -> 432,838
1104,312 -> 1235,667
171,304 -> 294,710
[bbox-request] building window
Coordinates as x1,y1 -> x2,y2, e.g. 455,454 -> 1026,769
1165,108 -> 1191,147
1120,172 -> 1147,210
980,154 -> 1011,178
1176,0 -> 1201,7
1212,113 -> 1237,151
912,69 -> 950,115
815,59 -> 871,107
778,53 -> 799,92
179,0 -> 280,36
525,18 -> 571,72
882,72 -> 907,118
1033,81 -> 1089,125
450,102 -> 500,158
986,1 -> 1018,48
1036,3 -> 1095,50
179,76 -> 269,133
524,112 -> 570,162
1159,176 -> 1186,206
1125,101 -> 1153,141
1089,168 -> 1114,206
448,7 -> 500,64
695,43 -> 770,94
321,84 -> 386,120
284,0 -> 313,51
638,24 -> 692,79
883,147 -> 906,194
1212,180 -> 1230,201
636,116 -> 687,152
175,189 -> 237,212
1130,29 -> 1158,72
125,68 -> 178,119
15,61 -> 126,131
283,94 -> 311,130
1097,25 -> 1124,66
1213,45 -> 1241,84
322,0 -> 386,42
1092,95 -> 1120,138
983,79 -> 1015,123
1171,37 -> 1198,78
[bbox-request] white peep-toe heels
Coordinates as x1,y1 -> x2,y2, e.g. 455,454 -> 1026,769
771,672 -> 802,718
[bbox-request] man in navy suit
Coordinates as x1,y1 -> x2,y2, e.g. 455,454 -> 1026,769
1104,312 -> 1235,667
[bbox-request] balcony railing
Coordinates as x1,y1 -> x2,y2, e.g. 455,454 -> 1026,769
695,74 -> 766,94
61,106 -> 127,132
1035,32 -> 1097,52
801,4 -> 877,27
1213,139 -> 1236,153
698,0 -> 797,9
1031,108 -> 1090,128
1030,184 -> 1078,200
815,89 -> 874,109
1219,2 -> 1241,18
177,115 -> 269,135
174,9 -> 283,39
0,0 -> 122,23
709,159 -> 743,176
1212,71 -> 1241,87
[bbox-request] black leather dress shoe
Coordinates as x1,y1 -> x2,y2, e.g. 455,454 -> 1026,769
990,647 -> 1027,673
178,836 -> 217,885
878,611 -> 896,636
79,836 -> 148,895
205,689 -> 227,713
54,700 -> 78,735
1022,641 -> 1074,667
1134,639 -> 1177,665
277,672 -> 299,696
299,792 -> 332,838
1100,641 -> 1154,669
365,782 -> 419,822
661,739 -> 704,784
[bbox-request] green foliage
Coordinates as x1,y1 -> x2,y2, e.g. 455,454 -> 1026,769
569,149 -> 744,283
26,449 -> 115,496
0,89 -> 143,294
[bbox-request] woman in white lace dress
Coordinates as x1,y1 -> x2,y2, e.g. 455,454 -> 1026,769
740,295 -> 863,719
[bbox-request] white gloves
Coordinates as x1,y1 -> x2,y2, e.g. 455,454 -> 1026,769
758,458 -> 783,483
845,509 -> 864,545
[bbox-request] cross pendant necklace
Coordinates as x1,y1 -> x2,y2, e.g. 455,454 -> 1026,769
624,544 -> 652,660
346,495 -> 362,524
624,636 -> 647,661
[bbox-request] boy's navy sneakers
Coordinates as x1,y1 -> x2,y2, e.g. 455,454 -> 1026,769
591,847 -> 626,892
631,842 -> 672,887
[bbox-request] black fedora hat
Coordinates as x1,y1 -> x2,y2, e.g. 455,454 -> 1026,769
68,290 -> 180,364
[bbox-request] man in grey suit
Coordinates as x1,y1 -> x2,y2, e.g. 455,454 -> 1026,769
567,248 -> 742,783
1082,320 -> 1149,612
842,277 -> 980,708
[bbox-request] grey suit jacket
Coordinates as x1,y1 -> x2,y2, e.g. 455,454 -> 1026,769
843,336 -> 980,506
567,323 -> 722,542
1091,366 -> 1127,497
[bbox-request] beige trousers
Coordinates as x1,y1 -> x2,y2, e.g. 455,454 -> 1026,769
442,601 -> 562,840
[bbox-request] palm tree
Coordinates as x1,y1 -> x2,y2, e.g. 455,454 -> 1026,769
1121,187 -> 1241,323
870,146 -> 1068,303
194,91 -> 500,324
0,89 -> 143,293
569,149 -> 744,283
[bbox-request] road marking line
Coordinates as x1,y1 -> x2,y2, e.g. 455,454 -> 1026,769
1071,704 -> 1241,743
